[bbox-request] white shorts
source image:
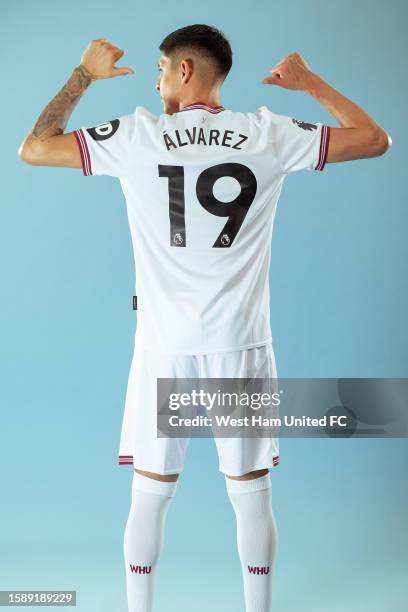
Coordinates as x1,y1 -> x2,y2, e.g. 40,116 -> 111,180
118,342 -> 280,476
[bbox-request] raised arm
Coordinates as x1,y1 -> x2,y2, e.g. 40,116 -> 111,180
262,53 -> 392,162
18,39 -> 134,168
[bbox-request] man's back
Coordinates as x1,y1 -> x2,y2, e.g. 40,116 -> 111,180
18,31 -> 392,612
74,101 -> 330,353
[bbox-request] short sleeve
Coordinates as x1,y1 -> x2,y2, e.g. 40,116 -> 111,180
74,110 -> 139,178
261,106 -> 331,174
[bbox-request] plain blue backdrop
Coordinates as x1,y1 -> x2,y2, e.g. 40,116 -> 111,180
1,0 -> 407,610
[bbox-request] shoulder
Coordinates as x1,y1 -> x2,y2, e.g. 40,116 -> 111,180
134,105 -> 160,124
228,105 -> 288,129
253,105 -> 289,125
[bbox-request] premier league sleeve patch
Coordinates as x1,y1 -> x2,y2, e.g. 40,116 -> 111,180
291,118 -> 317,131
87,119 -> 120,140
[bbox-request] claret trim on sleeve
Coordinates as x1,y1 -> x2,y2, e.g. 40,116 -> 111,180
315,125 -> 331,171
74,129 -> 93,176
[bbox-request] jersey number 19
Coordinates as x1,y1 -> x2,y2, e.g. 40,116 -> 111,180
159,163 -> 257,248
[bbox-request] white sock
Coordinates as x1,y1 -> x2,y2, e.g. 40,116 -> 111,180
226,473 -> 278,612
124,471 -> 178,612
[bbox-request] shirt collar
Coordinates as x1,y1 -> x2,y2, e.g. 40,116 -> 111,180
179,101 -> 225,113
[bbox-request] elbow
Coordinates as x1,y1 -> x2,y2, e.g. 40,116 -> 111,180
18,142 -> 32,164
373,128 -> 392,157
18,140 -> 46,165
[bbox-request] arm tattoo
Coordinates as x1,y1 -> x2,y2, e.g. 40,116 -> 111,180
30,65 -> 93,140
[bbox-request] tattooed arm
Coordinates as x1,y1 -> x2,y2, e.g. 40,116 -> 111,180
18,38 -> 134,168
18,65 -> 93,168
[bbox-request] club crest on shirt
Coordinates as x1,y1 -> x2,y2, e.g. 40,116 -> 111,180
292,118 -> 317,131
87,119 -> 120,141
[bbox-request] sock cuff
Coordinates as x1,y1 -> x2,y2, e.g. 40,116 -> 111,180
225,472 -> 271,495
132,471 -> 179,497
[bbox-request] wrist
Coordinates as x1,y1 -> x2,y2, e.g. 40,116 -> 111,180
304,72 -> 325,98
74,64 -> 96,84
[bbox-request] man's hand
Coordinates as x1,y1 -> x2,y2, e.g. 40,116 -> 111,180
261,52 -> 315,91
80,38 -> 134,79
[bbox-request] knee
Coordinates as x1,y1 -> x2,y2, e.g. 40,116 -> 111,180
135,468 -> 179,482
225,468 -> 269,481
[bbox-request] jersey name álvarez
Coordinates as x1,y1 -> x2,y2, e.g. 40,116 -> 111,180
74,102 -> 330,354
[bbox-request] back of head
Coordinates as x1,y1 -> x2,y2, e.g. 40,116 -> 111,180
159,23 -> 233,86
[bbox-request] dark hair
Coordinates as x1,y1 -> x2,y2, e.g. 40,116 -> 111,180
159,24 -> 233,83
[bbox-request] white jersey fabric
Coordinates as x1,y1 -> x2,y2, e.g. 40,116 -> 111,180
75,102 -> 330,354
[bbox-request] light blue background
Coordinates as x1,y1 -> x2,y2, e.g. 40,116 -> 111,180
1,0 -> 407,610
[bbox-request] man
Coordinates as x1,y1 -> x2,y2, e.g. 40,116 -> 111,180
19,23 -> 391,612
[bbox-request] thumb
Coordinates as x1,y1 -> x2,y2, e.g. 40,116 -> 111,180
261,75 -> 282,85
112,66 -> 135,77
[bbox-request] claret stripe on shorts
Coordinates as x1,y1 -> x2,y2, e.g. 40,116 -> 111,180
74,129 -> 93,176
118,454 -> 280,467
315,125 -> 330,171
119,455 -> 134,465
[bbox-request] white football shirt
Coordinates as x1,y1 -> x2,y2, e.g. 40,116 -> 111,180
74,102 -> 330,354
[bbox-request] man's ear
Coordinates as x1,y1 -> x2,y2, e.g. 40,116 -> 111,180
180,58 -> 194,84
